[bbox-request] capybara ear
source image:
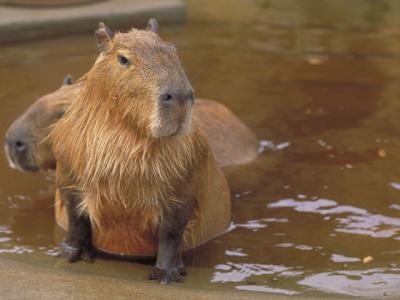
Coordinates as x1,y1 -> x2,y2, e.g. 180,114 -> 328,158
62,74 -> 73,86
146,18 -> 158,33
98,22 -> 114,39
95,22 -> 113,52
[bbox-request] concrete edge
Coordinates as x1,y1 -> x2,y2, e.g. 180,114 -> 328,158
0,0 -> 185,43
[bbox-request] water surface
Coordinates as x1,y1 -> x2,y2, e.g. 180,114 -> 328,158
1,0 -> 400,297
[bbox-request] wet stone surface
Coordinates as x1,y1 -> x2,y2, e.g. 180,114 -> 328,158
2,0 -> 400,297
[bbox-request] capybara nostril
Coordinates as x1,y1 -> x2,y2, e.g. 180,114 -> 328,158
159,90 -> 194,105
159,93 -> 173,103
187,90 -> 195,103
15,140 -> 26,152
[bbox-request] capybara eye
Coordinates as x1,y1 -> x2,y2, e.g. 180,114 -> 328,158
56,111 -> 65,119
117,54 -> 130,66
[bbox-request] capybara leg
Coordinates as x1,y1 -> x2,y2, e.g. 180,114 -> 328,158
148,200 -> 194,284
59,188 -> 94,263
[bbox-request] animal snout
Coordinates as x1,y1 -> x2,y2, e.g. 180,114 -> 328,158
159,89 -> 194,106
4,135 -> 39,172
15,140 -> 26,152
5,136 -> 27,167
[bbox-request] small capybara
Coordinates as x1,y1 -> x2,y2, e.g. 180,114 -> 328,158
50,19 -> 230,283
5,76 -> 82,172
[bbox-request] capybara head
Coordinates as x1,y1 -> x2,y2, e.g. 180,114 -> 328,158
91,19 -> 194,137
5,75 -> 77,172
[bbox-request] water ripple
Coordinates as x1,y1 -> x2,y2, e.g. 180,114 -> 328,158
299,268 -> 400,297
268,198 -> 400,239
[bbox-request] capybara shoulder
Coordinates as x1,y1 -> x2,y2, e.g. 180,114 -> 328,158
194,99 -> 258,167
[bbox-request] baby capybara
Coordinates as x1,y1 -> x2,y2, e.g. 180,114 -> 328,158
50,19 -> 231,283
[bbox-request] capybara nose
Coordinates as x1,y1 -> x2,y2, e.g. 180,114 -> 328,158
14,140 -> 27,152
7,137 -> 26,153
159,89 -> 194,105
159,93 -> 174,103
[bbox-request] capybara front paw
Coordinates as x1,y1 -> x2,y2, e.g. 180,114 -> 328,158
60,241 -> 95,263
147,267 -> 186,284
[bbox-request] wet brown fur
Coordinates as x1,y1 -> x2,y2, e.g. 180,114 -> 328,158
51,27 -> 231,256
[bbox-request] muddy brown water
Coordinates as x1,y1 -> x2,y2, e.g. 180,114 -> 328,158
2,0 -> 400,297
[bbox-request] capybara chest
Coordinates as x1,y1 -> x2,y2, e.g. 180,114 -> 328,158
90,199 -> 161,255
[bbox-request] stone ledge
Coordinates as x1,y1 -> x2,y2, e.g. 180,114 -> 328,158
0,0 -> 185,43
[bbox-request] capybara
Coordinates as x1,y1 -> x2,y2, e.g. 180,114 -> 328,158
5,76 -> 82,172
50,19 -> 231,283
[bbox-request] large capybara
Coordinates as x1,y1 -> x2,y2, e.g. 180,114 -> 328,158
50,19 -> 231,283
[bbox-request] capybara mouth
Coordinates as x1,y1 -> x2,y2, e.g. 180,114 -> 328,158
41,160 -> 57,171
20,164 -> 40,172
166,123 -> 187,137
4,144 -> 17,170
13,159 -> 40,172
171,124 -> 186,136
174,117 -> 192,136
4,144 -> 39,172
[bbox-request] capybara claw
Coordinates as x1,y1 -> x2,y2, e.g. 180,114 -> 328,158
179,268 -> 187,276
60,242 -> 95,263
60,242 -> 80,262
147,267 -> 186,284
80,247 -> 95,263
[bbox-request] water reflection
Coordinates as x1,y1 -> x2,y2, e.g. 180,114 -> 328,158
268,197 -> 400,239
330,254 -> 360,263
2,0 -> 400,297
0,245 -> 33,254
212,262 -> 298,283
299,268 -> 400,297
236,285 -> 299,295
258,139 -> 291,154
225,249 -> 248,257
